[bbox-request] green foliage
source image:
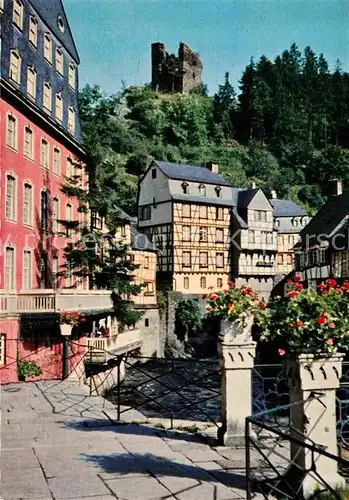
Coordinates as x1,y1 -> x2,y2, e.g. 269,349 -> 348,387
260,277 -> 349,356
79,44 -> 349,217
175,299 -> 203,339
17,360 -> 42,379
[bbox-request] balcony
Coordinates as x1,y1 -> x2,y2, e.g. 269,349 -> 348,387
0,289 -> 114,315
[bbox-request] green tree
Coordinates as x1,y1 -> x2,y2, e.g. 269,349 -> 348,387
175,299 -> 203,342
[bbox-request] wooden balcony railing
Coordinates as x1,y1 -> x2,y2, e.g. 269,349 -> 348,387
0,289 -> 114,315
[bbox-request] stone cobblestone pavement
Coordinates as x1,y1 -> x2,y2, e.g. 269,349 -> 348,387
1,380 -> 253,500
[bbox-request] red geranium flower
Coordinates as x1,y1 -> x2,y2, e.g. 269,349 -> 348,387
328,322 -> 336,329
277,348 -> 286,356
325,338 -> 333,346
287,279 -> 292,284
258,301 -> 266,309
294,275 -> 302,282
296,320 -> 303,328
294,282 -> 303,290
209,294 -> 218,301
287,291 -> 299,298
227,302 -> 233,309
327,278 -> 337,288
228,281 -> 235,288
317,315 -> 327,325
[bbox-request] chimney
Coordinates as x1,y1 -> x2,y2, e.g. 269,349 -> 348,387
329,179 -> 343,196
271,190 -> 277,199
206,162 -> 219,173
252,181 -> 256,189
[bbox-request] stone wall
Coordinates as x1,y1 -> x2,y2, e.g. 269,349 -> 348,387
137,306 -> 161,358
151,42 -> 202,94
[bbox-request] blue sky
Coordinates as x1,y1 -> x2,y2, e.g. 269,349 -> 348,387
64,0 -> 349,96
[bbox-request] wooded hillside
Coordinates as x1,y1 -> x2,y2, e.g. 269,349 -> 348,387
79,44 -> 349,216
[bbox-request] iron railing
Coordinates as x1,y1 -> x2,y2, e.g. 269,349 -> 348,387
246,396 -> 349,499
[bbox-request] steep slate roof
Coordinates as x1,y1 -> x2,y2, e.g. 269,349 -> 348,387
270,199 -> 307,217
112,205 -> 136,223
299,191 -> 349,246
154,161 -> 231,186
170,193 -> 233,207
237,188 -> 260,208
29,0 -> 80,63
131,227 -> 157,252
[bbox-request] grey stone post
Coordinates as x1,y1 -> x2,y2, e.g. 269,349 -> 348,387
218,340 -> 256,446
285,354 -> 346,495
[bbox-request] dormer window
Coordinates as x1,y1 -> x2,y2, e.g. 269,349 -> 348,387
182,182 -> 189,195
198,184 -> 206,196
215,186 -> 221,198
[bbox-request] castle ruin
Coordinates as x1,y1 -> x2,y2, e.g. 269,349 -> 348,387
151,42 -> 203,94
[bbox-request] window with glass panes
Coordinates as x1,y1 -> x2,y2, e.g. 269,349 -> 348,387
199,252 -> 208,268
66,158 -> 73,177
55,93 -> 63,121
41,140 -> 49,169
52,257 -> 59,288
27,66 -> 36,97
182,204 -> 191,218
23,250 -> 32,289
216,228 -> 224,242
68,107 -> 75,133
5,247 -> 15,289
199,227 -> 207,242
68,63 -> 75,88
200,277 -> 206,288
40,191 -> 48,231
53,148 -> 60,174
0,335 -> 5,366
23,183 -> 32,226
13,0 -> 23,29
5,175 -> 16,220
24,127 -> 33,159
182,251 -> 191,267
199,205 -> 207,219
182,226 -> 191,242
10,51 -> 21,83
52,197 -> 59,232
43,83 -> 52,111
56,48 -> 63,74
216,252 -> 224,268
29,16 -> 37,46
184,277 -> 189,289
66,203 -> 72,236
44,34 -> 52,62
6,115 -> 17,149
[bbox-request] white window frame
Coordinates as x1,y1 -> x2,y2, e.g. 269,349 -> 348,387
216,252 -> 224,268
68,63 -> 76,88
24,126 -> 34,160
55,93 -> 63,122
52,197 -> 59,233
182,251 -> 191,268
199,205 -> 207,219
66,203 -> 73,237
13,0 -> 23,29
68,106 -> 75,133
216,228 -> 224,243
5,246 -> 15,290
10,50 -> 21,84
53,147 -> 61,174
183,277 -> 189,289
23,249 -> 32,289
27,66 -> 36,98
182,225 -> 191,242
0,334 -> 5,366
199,251 -> 208,268
44,34 -> 52,63
6,114 -> 17,150
29,16 -> 38,46
56,47 -> 64,74
40,139 -> 49,169
182,204 -> 191,218
23,182 -> 33,226
66,157 -> 73,177
43,82 -> 52,112
200,276 -> 206,289
5,174 -> 16,221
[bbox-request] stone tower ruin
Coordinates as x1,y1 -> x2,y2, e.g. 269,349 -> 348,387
151,42 -> 203,94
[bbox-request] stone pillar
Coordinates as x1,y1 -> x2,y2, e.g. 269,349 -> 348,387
218,340 -> 256,446
285,354 -> 346,495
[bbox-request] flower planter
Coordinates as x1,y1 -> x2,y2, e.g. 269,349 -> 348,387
284,353 -> 346,495
60,323 -> 72,336
219,316 -> 254,344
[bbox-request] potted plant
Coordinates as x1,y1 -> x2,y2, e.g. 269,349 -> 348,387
17,360 -> 42,382
260,276 -> 349,494
59,310 -> 86,336
205,281 -> 267,343
260,276 -> 349,358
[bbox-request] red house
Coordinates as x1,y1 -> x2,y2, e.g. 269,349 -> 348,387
0,0 -> 113,383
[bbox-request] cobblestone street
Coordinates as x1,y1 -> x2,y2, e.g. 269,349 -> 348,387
1,380 -> 252,499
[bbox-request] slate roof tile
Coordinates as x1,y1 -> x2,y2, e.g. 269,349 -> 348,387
154,161 -> 231,186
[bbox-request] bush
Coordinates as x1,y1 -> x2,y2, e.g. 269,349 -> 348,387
17,360 -> 42,380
